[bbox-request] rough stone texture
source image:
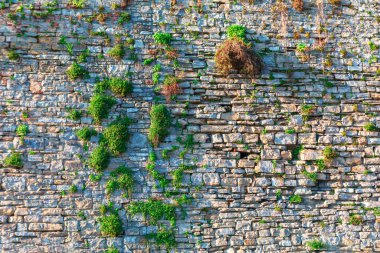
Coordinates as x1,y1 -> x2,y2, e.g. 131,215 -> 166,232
0,0 -> 380,252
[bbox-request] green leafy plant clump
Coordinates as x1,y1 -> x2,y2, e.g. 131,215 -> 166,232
108,44 -> 125,60
102,117 -> 131,155
227,24 -> 246,40
66,62 -> 88,80
127,198 -> 177,226
364,122 -> 378,132
105,245 -> 119,253
68,0 -> 86,8
106,166 -> 134,197
289,194 -> 303,204
67,109 -> 82,121
153,32 -> 172,46
148,104 -> 171,147
98,202 -> 123,237
323,146 -> 337,162
76,127 -> 97,141
8,50 -> 20,60
146,228 -> 176,250
109,78 -> 133,97
88,145 -> 110,172
88,94 -> 116,124
349,214 -> 364,225
3,153 -> 23,168
16,124 -> 29,138
306,239 -> 327,251
146,152 -> 169,188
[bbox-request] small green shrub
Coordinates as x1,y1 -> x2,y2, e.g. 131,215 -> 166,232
98,202 -> 123,237
76,127 -> 97,141
66,62 -> 88,80
108,44 -> 125,60
300,104 -> 314,120
143,58 -> 154,66
16,124 -> 28,137
109,78 -> 133,97
118,12 -> 131,25
3,153 -> 23,168
302,170 -> 317,183
105,245 -> 119,253
88,94 -> 116,124
68,0 -> 86,8
146,228 -> 176,250
106,166 -> 134,196
316,159 -> 326,170
148,104 -> 171,146
323,146 -> 337,162
364,122 -> 378,131
227,25 -> 246,39
146,152 -> 169,188
67,109 -> 82,121
153,32 -> 172,45
127,198 -> 177,226
292,145 -> 303,160
89,173 -> 102,182
349,214 -> 363,225
296,42 -> 308,53
102,117 -> 131,155
8,50 -> 20,60
285,128 -> 296,134
69,184 -> 78,194
88,145 -> 110,172
289,194 -> 302,204
306,239 -> 326,251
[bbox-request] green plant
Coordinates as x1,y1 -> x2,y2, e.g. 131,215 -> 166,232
306,239 -> 326,251
77,48 -> 90,63
148,104 -> 171,146
8,50 -> 20,60
109,78 -> 133,97
89,173 -> 102,182
300,104 -> 314,120
16,124 -> 28,138
285,128 -> 296,134
146,152 -> 169,188
289,194 -> 302,204
88,94 -> 116,124
302,170 -> 317,183
105,245 -> 119,253
146,228 -> 176,250
98,202 -> 123,237
67,109 -> 82,121
118,12 -> 131,25
3,153 -> 23,168
143,58 -> 154,66
127,198 -> 177,226
76,127 -> 97,141
108,44 -> 125,60
106,166 -> 134,196
296,42 -> 308,52
153,32 -> 172,45
316,159 -> 326,170
349,214 -> 363,225
77,210 -> 86,220
171,163 -> 194,188
102,117 -> 131,155
323,146 -> 337,162
292,145 -> 303,160
364,122 -> 378,131
66,62 -> 88,80
227,24 -> 246,40
88,145 -> 110,172
68,0 -> 86,8
69,184 -> 78,194
369,41 -> 378,51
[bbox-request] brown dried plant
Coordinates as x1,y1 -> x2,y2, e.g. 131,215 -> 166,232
215,38 -> 262,76
161,75 -> 181,101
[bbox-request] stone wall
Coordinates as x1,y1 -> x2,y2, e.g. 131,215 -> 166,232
0,0 -> 380,252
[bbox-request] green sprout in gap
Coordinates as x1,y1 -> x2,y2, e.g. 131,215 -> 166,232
76,127 -> 97,142
66,62 -> 88,80
98,202 -> 123,237
88,145 -> 110,172
145,151 -> 169,188
289,194 -> 302,204
148,104 -> 171,147
102,116 -> 131,156
306,239 -> 327,251
108,44 -> 125,60
127,198 -> 177,226
3,153 -> 23,168
67,109 -> 82,121
153,32 -> 172,46
105,165 -> 134,197
227,24 -> 246,40
88,94 -> 116,124
146,227 -> 176,250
